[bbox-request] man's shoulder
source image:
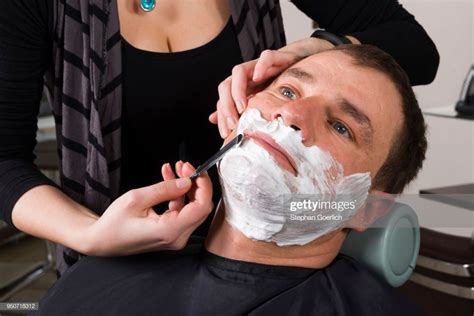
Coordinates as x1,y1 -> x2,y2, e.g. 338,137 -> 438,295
247,255 -> 425,316
325,255 -> 424,315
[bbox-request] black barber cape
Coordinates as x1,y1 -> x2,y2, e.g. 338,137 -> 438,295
35,245 -> 423,316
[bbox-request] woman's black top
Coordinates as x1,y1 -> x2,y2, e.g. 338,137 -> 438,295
0,0 -> 439,227
121,19 -> 242,234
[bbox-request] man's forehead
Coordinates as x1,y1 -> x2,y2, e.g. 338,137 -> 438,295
279,52 -> 356,84
280,67 -> 315,84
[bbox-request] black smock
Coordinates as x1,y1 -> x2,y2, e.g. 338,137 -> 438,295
34,244 -> 425,315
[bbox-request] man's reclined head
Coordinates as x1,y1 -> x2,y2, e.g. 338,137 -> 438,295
205,44 -> 427,268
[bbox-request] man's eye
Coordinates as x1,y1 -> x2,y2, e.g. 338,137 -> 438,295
280,87 -> 297,100
332,121 -> 352,139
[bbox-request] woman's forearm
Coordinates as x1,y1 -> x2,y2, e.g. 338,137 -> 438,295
11,185 -> 98,254
291,0 -> 439,85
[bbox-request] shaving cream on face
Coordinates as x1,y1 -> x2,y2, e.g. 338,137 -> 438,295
218,108 -> 372,246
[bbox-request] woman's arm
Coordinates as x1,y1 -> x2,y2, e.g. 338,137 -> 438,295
13,166 -> 213,256
1,1 -> 214,255
0,0 -> 101,253
291,0 -> 440,85
12,186 -> 99,253
0,0 -> 56,226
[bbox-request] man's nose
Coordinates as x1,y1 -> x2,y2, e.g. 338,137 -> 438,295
271,96 -> 323,142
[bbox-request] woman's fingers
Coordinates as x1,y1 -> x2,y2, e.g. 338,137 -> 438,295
253,50 -> 276,81
253,50 -> 298,81
175,160 -> 184,178
230,61 -> 256,113
125,178 -> 192,211
161,163 -> 175,180
161,163 -> 184,211
214,49 -> 300,139
216,100 -> 227,138
217,76 -> 239,138
182,162 -> 212,209
175,162 -> 213,228
172,161 -> 186,210
208,111 -> 218,124
157,162 -> 212,249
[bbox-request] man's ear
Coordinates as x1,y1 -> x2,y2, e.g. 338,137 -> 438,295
347,190 -> 395,232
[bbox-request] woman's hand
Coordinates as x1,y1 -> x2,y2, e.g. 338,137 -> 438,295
84,162 -> 213,256
209,37 -> 338,138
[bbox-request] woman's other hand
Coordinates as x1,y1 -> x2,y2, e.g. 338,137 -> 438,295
209,37 -> 341,138
85,162 -> 213,256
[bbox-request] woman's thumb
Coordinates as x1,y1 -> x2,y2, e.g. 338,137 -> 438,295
133,178 -> 192,207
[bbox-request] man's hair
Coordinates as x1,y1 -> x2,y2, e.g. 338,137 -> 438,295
331,44 -> 427,194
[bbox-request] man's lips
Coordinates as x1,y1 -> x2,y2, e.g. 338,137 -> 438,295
245,130 -> 298,176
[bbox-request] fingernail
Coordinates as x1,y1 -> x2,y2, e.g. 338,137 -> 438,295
226,116 -> 237,130
236,100 -> 244,113
176,177 -> 191,189
184,162 -> 195,171
218,125 -> 226,138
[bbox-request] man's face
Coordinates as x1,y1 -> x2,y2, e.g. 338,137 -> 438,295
233,51 -> 403,183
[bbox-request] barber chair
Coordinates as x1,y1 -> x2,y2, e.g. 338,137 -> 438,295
341,202 -> 420,287
342,202 -> 474,315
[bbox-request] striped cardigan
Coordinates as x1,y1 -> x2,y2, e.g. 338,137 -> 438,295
46,0 -> 285,273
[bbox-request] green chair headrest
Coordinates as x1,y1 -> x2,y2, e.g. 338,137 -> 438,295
340,202 -> 420,287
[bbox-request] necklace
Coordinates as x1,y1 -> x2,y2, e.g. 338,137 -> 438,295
140,0 -> 156,12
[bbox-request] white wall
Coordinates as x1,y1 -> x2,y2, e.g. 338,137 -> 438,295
397,0 -> 474,195
399,0 -> 474,109
280,1 -> 313,43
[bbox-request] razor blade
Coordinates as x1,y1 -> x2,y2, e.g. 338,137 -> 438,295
190,133 -> 244,181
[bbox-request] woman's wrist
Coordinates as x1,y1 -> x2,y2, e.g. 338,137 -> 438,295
67,207 -> 99,255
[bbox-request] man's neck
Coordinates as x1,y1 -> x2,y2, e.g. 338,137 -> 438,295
204,203 -> 348,269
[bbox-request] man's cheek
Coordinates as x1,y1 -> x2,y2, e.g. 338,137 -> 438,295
314,142 -> 356,175
338,154 -> 368,176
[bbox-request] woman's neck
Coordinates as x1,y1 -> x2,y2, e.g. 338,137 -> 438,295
118,0 -> 230,53
204,203 -> 348,269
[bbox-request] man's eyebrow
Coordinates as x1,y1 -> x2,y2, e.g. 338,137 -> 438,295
279,67 -> 315,84
337,98 -> 373,144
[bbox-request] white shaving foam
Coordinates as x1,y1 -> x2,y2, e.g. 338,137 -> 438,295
218,108 -> 372,246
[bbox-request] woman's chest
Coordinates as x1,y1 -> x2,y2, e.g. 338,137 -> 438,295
117,0 -> 230,53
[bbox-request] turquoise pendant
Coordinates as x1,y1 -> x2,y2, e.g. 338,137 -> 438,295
140,0 -> 156,12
